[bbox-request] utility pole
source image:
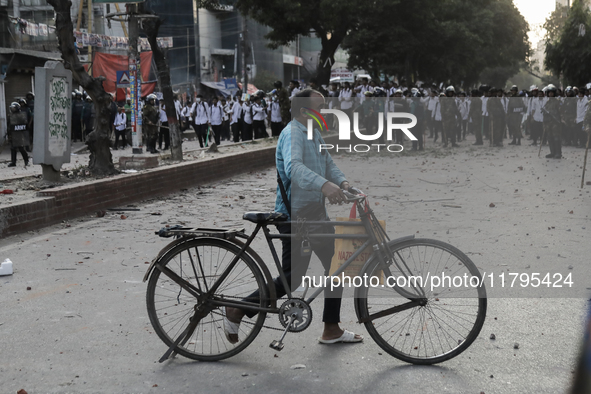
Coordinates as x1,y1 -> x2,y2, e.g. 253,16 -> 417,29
297,35 -> 300,82
87,0 -> 92,75
193,0 -> 201,95
241,16 -> 248,96
186,28 -> 190,83
128,3 -> 142,154
234,43 -> 238,77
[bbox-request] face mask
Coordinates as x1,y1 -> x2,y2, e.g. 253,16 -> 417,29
196,98 -> 201,103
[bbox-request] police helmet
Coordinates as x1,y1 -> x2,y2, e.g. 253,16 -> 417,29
17,98 -> 27,106
479,84 -> 490,93
10,102 -> 20,110
373,87 -> 386,97
510,85 -> 518,91
147,94 -> 157,103
546,84 -> 557,93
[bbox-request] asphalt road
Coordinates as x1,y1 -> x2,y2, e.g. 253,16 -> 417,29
0,142 -> 588,393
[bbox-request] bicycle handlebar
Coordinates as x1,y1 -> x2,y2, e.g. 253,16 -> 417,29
343,187 -> 366,202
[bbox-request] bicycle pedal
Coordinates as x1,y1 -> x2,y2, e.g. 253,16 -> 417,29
269,340 -> 284,351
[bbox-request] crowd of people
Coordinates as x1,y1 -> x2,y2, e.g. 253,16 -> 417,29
320,79 -> 591,159
169,77 -> 591,161
7,76 -> 591,167
175,80 -> 299,148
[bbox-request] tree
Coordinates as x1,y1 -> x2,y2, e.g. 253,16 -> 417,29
342,0 -> 529,88
252,69 -> 280,92
47,0 -> 116,175
200,0 -> 372,85
545,0 -> 591,85
544,3 -> 571,44
142,11 -> 183,160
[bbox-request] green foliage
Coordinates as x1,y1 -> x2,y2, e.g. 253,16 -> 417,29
252,69 -> 279,92
545,0 -> 591,85
342,0 -> 529,87
544,4 -> 570,44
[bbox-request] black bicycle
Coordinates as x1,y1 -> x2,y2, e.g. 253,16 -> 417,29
143,189 -> 487,364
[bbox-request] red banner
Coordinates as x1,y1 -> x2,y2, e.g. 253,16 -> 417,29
92,52 -> 156,101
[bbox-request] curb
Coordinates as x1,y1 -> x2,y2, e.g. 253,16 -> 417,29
0,134 -> 339,238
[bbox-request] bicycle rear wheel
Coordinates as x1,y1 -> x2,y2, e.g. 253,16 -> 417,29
146,237 -> 268,361
355,238 -> 486,364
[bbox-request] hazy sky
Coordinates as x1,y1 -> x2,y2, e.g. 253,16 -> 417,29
513,0 -> 557,45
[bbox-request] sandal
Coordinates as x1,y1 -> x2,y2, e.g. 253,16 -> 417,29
223,307 -> 240,344
318,329 -> 363,344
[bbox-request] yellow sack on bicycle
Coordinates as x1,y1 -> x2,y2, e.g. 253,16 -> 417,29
329,203 -> 385,280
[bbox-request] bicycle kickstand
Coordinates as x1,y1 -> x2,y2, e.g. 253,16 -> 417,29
269,315 -> 295,351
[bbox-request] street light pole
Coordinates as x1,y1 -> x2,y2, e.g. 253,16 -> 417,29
128,4 -> 143,154
241,15 -> 248,96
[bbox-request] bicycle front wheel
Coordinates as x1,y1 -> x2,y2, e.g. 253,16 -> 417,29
146,237 -> 268,361
355,238 -> 487,365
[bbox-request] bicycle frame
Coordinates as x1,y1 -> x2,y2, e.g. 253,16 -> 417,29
147,198 -> 424,318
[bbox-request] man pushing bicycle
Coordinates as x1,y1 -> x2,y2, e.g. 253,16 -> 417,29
224,89 -> 364,345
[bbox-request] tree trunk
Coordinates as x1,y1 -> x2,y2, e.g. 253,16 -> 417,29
316,33 -> 343,86
142,14 -> 183,161
47,0 -> 116,175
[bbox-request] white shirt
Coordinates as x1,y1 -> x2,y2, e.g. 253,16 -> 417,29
242,103 -> 253,124
531,98 -> 545,122
270,101 -> 282,123
339,88 -> 353,110
433,101 -> 442,121
577,96 -> 588,123
174,99 -> 182,119
191,101 -> 210,125
458,99 -> 470,120
427,96 -> 438,114
159,108 -> 167,123
252,103 -> 266,121
358,84 -> 371,103
209,103 -> 223,126
114,112 -> 126,131
181,106 -> 191,121
289,87 -> 300,101
481,97 -> 489,117
231,101 -> 242,124
222,103 -> 231,121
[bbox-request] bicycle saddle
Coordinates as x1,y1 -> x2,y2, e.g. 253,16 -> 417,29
243,212 -> 289,224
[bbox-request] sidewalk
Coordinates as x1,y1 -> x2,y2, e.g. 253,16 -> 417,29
0,131 -> 256,183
